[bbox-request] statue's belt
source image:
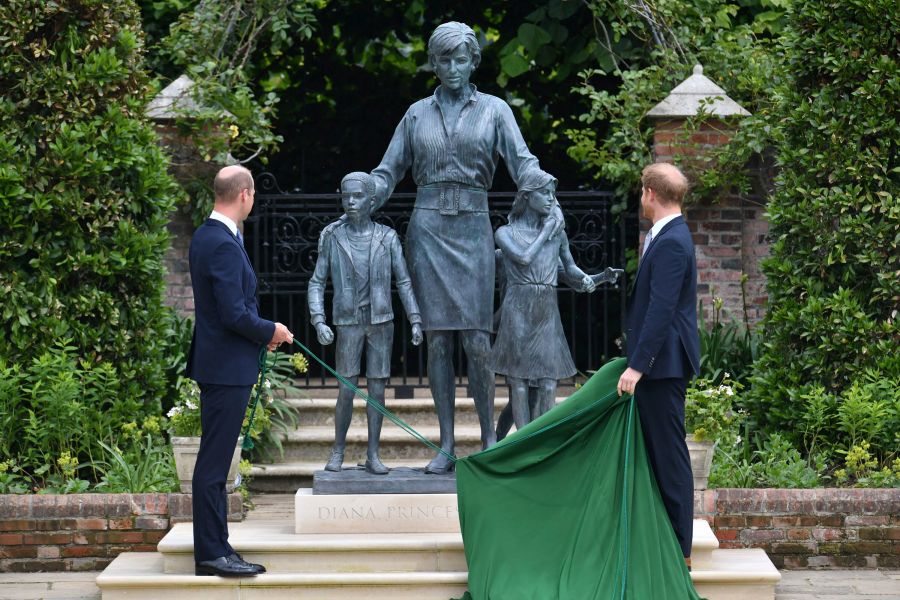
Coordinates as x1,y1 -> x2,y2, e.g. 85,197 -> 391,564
416,185 -> 488,215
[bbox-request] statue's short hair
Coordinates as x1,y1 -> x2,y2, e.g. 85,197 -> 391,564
428,22 -> 481,69
509,171 -> 557,222
340,172 -> 376,199
641,162 -> 689,206
213,165 -> 253,202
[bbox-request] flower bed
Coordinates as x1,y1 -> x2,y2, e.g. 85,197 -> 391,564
0,493 -> 241,572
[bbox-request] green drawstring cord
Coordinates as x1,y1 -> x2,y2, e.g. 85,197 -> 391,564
242,341 -> 456,463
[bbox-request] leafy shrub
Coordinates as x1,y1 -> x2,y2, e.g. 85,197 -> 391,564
685,374 -> 740,442
698,297 -> 759,385
94,435 -> 179,493
0,0 -> 185,487
747,0 -> 900,447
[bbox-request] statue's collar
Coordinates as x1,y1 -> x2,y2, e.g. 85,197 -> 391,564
431,84 -> 479,106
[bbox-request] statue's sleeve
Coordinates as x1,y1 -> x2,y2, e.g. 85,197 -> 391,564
389,231 -> 422,325
307,235 -> 330,326
372,108 -> 414,211
495,100 -> 541,186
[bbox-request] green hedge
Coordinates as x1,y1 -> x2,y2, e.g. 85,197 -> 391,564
748,0 -> 900,458
0,0 -> 183,477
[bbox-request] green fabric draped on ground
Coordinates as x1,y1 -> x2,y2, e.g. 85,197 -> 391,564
453,358 -> 703,600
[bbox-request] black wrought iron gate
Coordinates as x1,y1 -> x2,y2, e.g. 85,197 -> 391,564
244,172 -> 633,390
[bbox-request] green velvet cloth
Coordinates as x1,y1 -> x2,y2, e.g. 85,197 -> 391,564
453,358 -> 702,600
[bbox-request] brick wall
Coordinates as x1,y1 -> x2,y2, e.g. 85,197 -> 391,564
695,488 -> 900,569
650,119 -> 770,325
163,210 -> 195,319
0,493 -> 241,573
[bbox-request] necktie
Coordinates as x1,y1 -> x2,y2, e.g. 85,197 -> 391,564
641,229 -> 653,258
236,229 -> 244,247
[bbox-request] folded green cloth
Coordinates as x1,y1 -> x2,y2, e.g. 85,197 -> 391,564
453,357 -> 702,600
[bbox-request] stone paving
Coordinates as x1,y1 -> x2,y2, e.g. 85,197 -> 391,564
1,568 -> 897,599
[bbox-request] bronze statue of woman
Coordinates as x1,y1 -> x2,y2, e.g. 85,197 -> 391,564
369,22 -> 559,473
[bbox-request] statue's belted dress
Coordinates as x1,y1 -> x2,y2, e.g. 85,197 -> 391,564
372,85 -> 543,331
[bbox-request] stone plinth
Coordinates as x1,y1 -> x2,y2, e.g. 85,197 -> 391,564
312,466 -> 456,495
295,489 -> 460,534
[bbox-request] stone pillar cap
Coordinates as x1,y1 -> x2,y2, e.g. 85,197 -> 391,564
647,64 -> 750,118
146,74 -> 234,120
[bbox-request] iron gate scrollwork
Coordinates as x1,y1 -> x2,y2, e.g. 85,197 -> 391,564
244,172 -> 631,389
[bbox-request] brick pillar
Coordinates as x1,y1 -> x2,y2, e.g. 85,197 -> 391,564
644,65 -> 768,325
650,120 -> 769,325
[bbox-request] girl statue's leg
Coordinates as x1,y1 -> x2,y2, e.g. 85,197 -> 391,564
535,378 -> 558,418
507,376 -> 530,429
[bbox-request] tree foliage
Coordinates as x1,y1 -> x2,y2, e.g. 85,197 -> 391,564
0,0 -> 183,472
566,0 -> 787,204
747,0 -> 900,459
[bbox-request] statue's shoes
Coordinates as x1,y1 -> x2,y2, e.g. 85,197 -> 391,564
364,456 -> 390,475
324,450 -> 343,472
425,453 -> 456,474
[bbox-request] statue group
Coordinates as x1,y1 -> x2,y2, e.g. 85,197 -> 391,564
308,22 -> 621,475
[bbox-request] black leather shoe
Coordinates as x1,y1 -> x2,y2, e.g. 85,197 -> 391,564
228,552 -> 266,574
195,555 -> 259,577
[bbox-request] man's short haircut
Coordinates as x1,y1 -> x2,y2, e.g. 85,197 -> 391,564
341,172 -> 376,199
641,162 -> 689,206
428,22 -> 481,70
213,166 -> 253,203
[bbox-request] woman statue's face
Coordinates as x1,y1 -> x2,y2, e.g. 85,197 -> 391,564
434,44 -> 475,92
527,186 -> 555,216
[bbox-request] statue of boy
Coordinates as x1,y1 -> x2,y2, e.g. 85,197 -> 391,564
308,172 -> 424,474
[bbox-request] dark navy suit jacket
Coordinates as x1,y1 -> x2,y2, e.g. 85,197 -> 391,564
625,215 -> 700,380
185,219 -> 275,386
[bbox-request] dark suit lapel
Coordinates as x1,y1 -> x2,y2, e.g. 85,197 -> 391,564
633,215 -> 685,283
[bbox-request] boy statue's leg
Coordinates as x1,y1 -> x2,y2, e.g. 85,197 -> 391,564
363,318 -> 393,475
327,324 -> 366,472
365,378 -> 388,474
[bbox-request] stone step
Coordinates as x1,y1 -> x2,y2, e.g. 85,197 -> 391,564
96,530 -> 777,600
249,460 -> 433,492
158,521 -> 466,574
285,397 -> 516,427
96,553 -> 469,600
277,425 -> 487,463
154,519 -> 719,574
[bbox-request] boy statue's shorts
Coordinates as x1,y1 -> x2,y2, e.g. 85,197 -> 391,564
335,305 -> 394,379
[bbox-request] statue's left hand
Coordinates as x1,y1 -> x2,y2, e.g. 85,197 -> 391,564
411,323 -> 423,346
581,275 -> 596,293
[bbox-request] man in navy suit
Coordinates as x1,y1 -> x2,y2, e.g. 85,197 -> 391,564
617,162 -> 700,569
186,165 -> 293,577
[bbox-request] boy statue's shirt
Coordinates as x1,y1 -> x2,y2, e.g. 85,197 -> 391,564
308,221 -> 421,328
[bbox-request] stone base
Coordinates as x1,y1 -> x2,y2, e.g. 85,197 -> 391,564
312,466 -> 456,495
295,489 -> 460,534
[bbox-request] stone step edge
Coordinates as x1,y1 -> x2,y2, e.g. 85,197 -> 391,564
250,460 -> 431,477
155,520 -> 719,555
96,553 -> 468,588
283,425 -> 485,442
98,550 -> 778,588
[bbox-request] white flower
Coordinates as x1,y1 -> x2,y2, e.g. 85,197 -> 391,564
167,406 -> 182,417
185,400 -> 198,410
724,372 -> 731,379
264,379 -> 271,389
725,387 -> 734,396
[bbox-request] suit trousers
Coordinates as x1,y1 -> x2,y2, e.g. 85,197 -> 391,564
192,383 -> 251,562
635,376 -> 694,557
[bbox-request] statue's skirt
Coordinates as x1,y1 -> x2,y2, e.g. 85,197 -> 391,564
406,186 -> 494,332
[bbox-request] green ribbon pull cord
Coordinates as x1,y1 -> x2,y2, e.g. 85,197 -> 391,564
242,341 -> 457,464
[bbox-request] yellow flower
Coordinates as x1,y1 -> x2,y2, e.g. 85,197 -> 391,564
229,124 -> 240,139
291,353 -> 309,374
